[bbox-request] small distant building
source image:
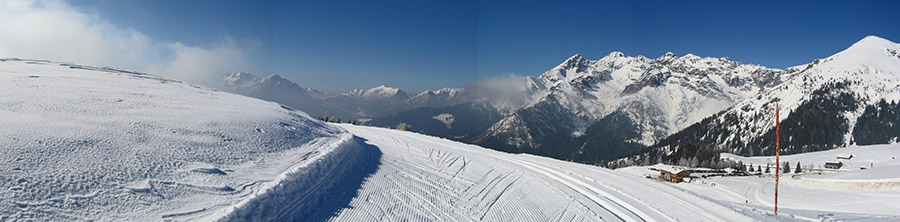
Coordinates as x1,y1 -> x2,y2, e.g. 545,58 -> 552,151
824,161 -> 843,169
651,167 -> 692,183
837,154 -> 853,160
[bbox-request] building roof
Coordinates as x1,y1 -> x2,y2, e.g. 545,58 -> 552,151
649,164 -> 689,174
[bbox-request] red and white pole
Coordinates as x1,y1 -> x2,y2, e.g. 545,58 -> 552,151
775,103 -> 780,215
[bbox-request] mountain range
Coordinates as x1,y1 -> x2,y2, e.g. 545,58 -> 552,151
215,73 -> 469,121
211,35 -> 900,165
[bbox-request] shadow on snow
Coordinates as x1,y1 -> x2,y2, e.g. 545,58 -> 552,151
222,136 -> 382,221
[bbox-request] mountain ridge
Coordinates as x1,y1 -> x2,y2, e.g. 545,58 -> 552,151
472,48 -> 788,162
607,35 -> 900,168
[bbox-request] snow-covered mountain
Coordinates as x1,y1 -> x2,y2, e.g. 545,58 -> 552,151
610,35 -> 900,168
342,85 -> 410,100
398,87 -> 469,109
473,51 -> 786,162
216,74 -> 469,120
216,72 -> 333,117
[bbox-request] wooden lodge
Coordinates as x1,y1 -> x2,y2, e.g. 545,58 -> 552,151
824,161 -> 843,169
651,167 -> 691,183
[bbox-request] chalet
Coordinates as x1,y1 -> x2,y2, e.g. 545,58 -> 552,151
651,167 -> 692,183
824,161 -> 843,169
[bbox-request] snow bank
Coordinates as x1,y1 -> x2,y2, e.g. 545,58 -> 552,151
785,177 -> 900,192
217,135 -> 381,221
0,59 -> 373,221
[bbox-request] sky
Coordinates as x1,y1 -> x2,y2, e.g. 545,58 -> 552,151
2,0 -> 899,92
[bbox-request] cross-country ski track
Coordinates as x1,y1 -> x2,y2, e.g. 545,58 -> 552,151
331,124 -> 758,221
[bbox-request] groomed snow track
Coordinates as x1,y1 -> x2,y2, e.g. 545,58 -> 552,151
216,134 -> 382,221
330,124 -> 757,221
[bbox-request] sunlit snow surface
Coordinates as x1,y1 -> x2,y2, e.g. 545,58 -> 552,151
336,124 -> 757,221
338,124 -> 900,221
0,59 -> 353,221
619,145 -> 900,221
3,58 -> 898,221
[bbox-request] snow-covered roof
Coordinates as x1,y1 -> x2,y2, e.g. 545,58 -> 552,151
649,164 -> 689,174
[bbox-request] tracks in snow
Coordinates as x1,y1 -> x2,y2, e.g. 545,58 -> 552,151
334,125 -> 752,221
494,155 -> 672,222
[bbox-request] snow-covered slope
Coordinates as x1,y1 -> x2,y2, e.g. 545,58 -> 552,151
721,144 -> 900,183
726,35 -> 900,150
332,124 -> 899,221
474,52 -> 785,162
618,144 -> 900,219
0,59 -> 372,221
334,124 -> 757,221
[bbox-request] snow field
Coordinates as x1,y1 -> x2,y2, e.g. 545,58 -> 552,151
620,144 -> 900,220
0,59 -> 360,221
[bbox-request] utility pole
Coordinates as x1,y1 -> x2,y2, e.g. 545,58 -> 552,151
775,103 -> 780,215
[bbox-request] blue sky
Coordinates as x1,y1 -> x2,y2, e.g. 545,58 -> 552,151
12,0 -> 900,92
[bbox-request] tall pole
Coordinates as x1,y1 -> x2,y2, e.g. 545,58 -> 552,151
775,103 -> 780,215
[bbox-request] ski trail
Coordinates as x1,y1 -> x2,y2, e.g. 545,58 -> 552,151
495,155 -> 651,221
570,162 -> 743,222
334,125 -> 764,221
524,159 -> 678,222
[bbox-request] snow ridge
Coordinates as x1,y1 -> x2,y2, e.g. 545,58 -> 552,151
216,134 -> 381,221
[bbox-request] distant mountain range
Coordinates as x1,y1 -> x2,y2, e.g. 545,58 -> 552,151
212,35 -> 900,166
215,73 -> 469,121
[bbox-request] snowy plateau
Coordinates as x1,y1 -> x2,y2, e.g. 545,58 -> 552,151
2,57 -> 900,221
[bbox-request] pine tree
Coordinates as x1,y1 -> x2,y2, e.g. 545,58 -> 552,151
795,161 -> 802,173
749,163 -> 755,172
765,165 -> 770,173
758,165 -> 762,173
783,162 -> 791,173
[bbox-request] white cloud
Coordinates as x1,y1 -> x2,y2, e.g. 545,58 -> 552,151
0,0 -> 251,85
465,73 -> 537,111
157,37 -> 248,85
